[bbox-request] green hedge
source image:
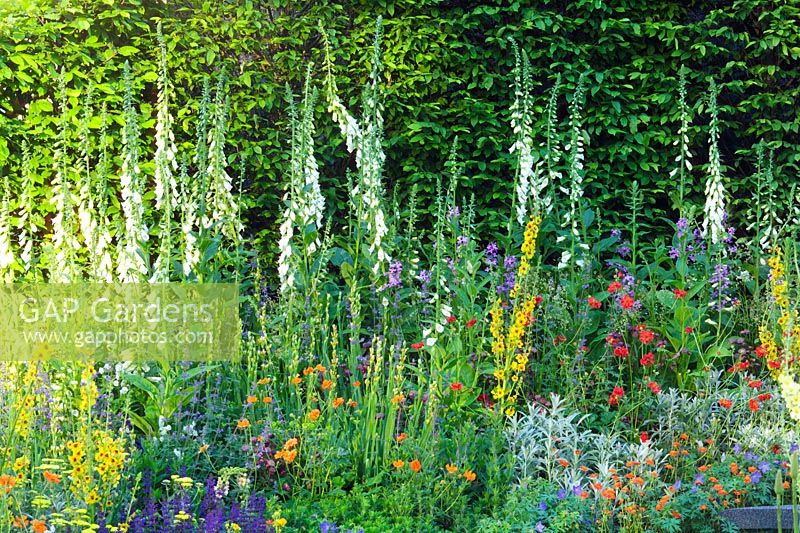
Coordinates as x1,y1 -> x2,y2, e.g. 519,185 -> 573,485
1,0 -> 798,264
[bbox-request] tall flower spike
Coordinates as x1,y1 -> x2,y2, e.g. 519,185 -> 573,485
322,18 -> 390,276
51,71 -> 81,282
203,71 -> 242,242
0,176 -> 13,281
151,22 -> 179,282
117,61 -> 148,283
702,78 -> 727,246
91,104 -> 114,282
538,74 -> 562,215
669,67 -> 693,213
17,141 -> 36,274
178,155 -> 199,277
77,86 -> 97,262
278,67 -> 325,294
558,73 -> 588,269
508,38 -> 536,226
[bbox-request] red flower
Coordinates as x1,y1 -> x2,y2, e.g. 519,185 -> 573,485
638,329 -> 654,344
758,393 -> 772,401
447,315 -> 456,324
768,360 -> 781,369
608,386 -> 625,407
477,393 -> 494,408
640,432 -> 649,443
450,382 -> 463,392
647,381 -> 661,394
553,335 -> 567,346
754,345 -> 768,358
684,326 -> 694,334
466,319 -> 477,328
718,399 -> 732,409
748,379 -> 762,389
605,334 -> 618,345
535,295 -> 543,306
613,345 -> 629,358
411,342 -> 424,350
588,296 -> 602,309
673,288 -> 687,299
748,398 -> 760,412
607,281 -> 622,293
620,294 -> 635,310
640,352 -> 655,367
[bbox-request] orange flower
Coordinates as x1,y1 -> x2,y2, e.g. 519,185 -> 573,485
332,397 -> 344,408
392,459 -> 405,469
0,474 -> 15,493
32,519 -> 47,533
308,409 -> 321,421
718,398 -> 732,409
284,438 -> 299,449
445,463 -> 458,474
247,395 -> 258,404
463,469 -> 476,482
391,394 -> 405,405
236,418 -> 251,429
303,367 -> 314,376
263,396 -> 273,404
12,516 -> 28,528
321,379 -> 334,391
347,399 -> 357,408
410,459 -> 422,473
275,449 -> 297,463
353,380 -> 361,387
257,377 -> 271,385
315,364 -> 327,373
558,458 -> 570,467
42,471 -> 61,484
602,488 -> 616,500
291,376 -> 302,385
396,432 -> 407,444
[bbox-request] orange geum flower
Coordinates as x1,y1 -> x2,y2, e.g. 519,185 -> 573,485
396,432 -> 407,444
42,471 -> 61,484
308,409 -> 321,421
284,438 -> 299,450
410,459 -> 422,473
558,458 -> 570,467
463,470 -> 476,482
315,364 -> 327,373
291,376 -> 302,385
0,474 -> 16,493
303,367 -> 314,376
353,380 -> 361,387
321,379 -> 334,391
257,377 -> 271,385
698,465 -> 709,472
392,460 -> 405,469
247,395 -> 258,404
347,399 -> 357,408
236,418 -> 251,430
32,520 -> 47,533
332,397 -> 344,408
263,396 -> 273,404
445,463 -> 458,474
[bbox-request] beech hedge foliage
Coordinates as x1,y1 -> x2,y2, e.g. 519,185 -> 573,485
1,0 -> 798,261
